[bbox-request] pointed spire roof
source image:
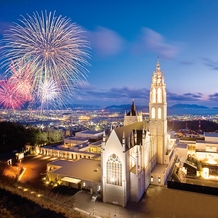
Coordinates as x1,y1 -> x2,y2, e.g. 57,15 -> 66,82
156,58 -> 160,72
127,99 -> 137,116
131,99 -> 136,111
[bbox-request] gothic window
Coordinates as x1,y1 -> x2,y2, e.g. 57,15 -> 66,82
157,88 -> 162,103
107,154 -> 122,186
152,88 -> 156,103
151,107 -> 155,119
158,107 -> 161,119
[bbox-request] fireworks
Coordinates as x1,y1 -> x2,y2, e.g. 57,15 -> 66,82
38,79 -> 62,110
9,60 -> 33,101
0,80 -> 26,109
0,11 -> 90,110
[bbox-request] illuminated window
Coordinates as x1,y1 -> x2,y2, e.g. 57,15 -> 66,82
157,88 -> 162,103
151,176 -> 153,183
83,182 -> 86,187
152,88 -> 156,103
151,107 -> 155,119
107,154 -> 122,186
158,107 -> 161,119
158,177 -> 161,184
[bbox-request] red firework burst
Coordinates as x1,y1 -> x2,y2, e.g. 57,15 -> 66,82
9,60 -> 33,101
0,80 -> 27,109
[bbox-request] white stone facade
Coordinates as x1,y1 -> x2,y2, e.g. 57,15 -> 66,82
101,61 -> 176,206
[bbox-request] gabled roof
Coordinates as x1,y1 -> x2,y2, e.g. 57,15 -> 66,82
112,120 -> 148,149
48,159 -> 101,182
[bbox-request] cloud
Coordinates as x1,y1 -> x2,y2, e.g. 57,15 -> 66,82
202,57 -> 218,70
76,81 -> 95,90
73,84 -> 216,107
85,26 -> 180,59
167,91 -> 205,103
74,86 -> 150,104
132,28 -> 179,59
85,26 -> 125,57
183,93 -> 203,98
209,93 -> 218,102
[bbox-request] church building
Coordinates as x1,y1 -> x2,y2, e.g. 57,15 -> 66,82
45,61 -> 177,208
123,99 -> 142,126
101,61 -> 177,206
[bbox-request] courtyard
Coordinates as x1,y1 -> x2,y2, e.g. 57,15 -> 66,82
14,154 -> 218,217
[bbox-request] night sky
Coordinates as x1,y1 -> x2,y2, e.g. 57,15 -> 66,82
1,0 -> 218,107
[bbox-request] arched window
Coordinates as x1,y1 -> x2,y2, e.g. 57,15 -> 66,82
151,107 -> 155,119
107,154 -> 122,186
152,88 -> 156,103
157,88 -> 162,103
158,107 -> 161,119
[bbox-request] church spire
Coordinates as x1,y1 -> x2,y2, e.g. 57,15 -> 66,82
124,99 -> 142,126
149,61 -> 167,164
156,58 -> 160,72
131,99 -> 136,113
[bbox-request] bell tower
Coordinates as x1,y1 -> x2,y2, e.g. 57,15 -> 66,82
149,60 -> 167,164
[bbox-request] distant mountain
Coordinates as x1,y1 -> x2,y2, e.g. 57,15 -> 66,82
104,103 -> 210,111
212,107 -> 218,110
69,104 -> 102,110
104,104 -> 130,109
169,104 -> 208,109
104,104 -> 149,112
66,103 -> 214,112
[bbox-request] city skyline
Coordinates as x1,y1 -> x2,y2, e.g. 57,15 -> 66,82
1,0 -> 218,108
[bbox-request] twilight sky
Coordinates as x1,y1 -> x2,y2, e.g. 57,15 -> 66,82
0,0 -> 218,107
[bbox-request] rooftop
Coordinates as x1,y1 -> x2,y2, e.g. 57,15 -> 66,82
177,143 -> 188,149
196,140 -> 218,145
151,164 -> 168,175
64,136 -> 89,142
204,133 -> 218,138
77,130 -> 104,135
48,159 -> 101,182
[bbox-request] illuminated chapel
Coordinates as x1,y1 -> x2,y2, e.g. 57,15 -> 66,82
101,61 -> 176,206
44,61 -> 177,208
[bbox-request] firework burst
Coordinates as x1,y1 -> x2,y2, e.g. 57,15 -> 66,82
9,60 -> 33,101
0,80 -> 27,109
37,79 -> 62,110
0,10 -> 90,109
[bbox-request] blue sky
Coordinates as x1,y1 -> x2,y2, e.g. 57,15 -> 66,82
0,0 -> 218,107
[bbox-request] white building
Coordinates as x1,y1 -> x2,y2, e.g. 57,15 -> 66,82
75,130 -> 104,139
47,159 -> 101,193
195,133 -> 218,161
123,100 -> 142,126
46,61 -> 177,207
101,61 -> 176,206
